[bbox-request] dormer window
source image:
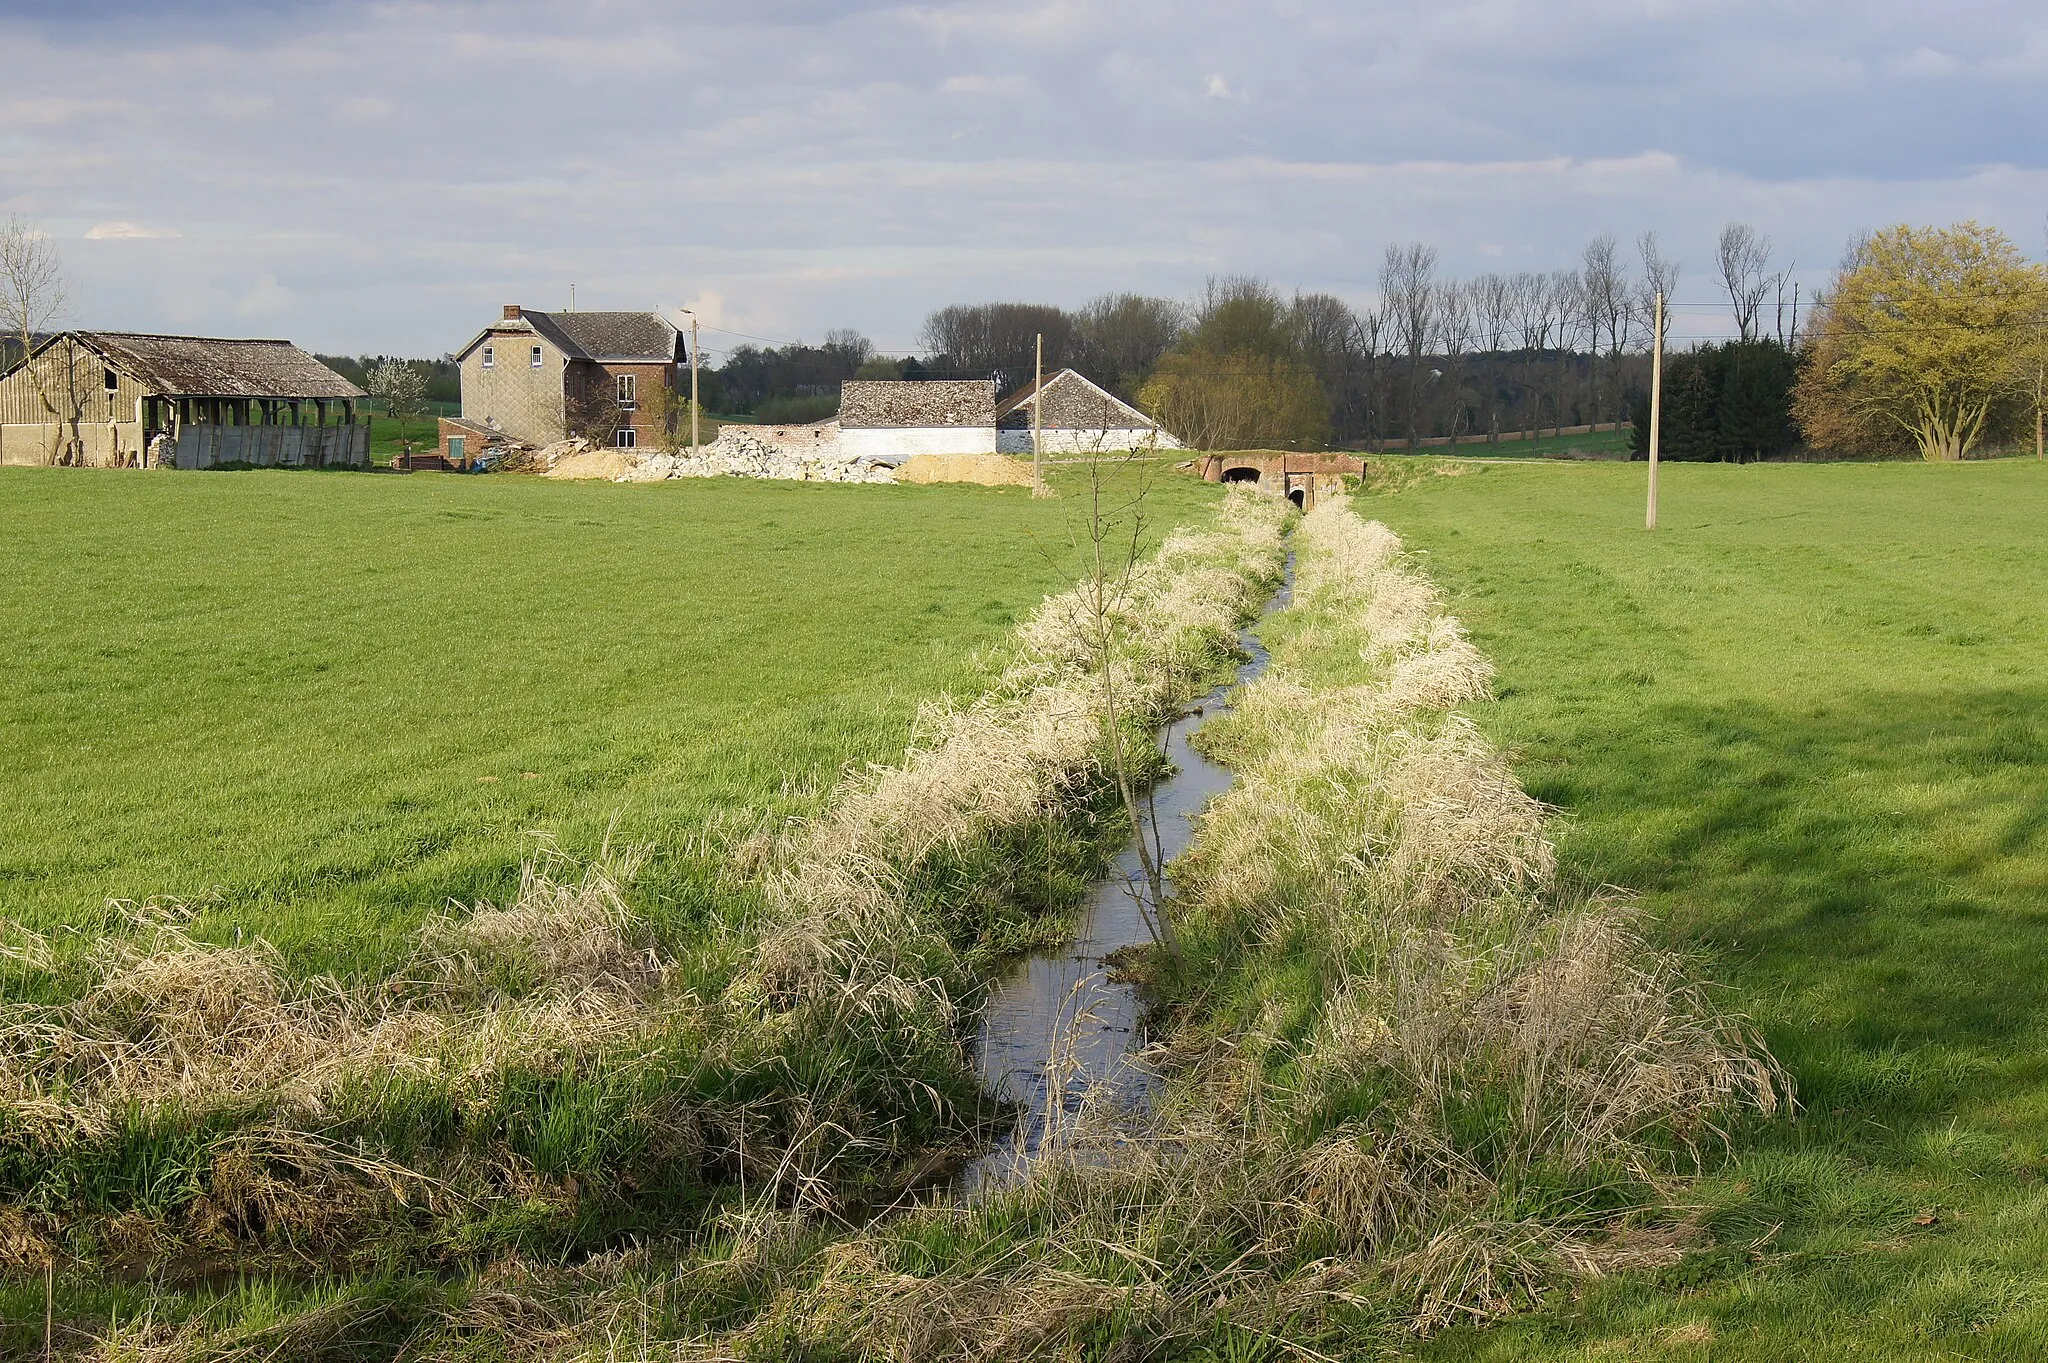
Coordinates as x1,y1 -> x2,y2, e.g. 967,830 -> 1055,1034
530,345 -> 543,369
482,345 -> 495,369
616,374 -> 637,409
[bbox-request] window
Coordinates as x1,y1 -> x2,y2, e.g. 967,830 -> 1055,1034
616,373 -> 637,409
530,345 -> 544,369
481,345 -> 494,369
104,368 -> 118,395
615,427 -> 636,449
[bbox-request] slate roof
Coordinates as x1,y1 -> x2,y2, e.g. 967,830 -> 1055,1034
522,310 -> 680,363
995,368 -> 1154,431
75,333 -> 364,399
838,379 -> 996,429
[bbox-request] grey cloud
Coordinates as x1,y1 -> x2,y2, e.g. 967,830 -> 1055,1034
1,0 -> 2043,353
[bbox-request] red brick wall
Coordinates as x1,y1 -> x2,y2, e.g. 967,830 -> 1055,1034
567,360 -> 681,449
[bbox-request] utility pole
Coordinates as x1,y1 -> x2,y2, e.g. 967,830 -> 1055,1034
1646,291 -> 1664,531
679,308 -> 700,458
1032,332 -> 1045,495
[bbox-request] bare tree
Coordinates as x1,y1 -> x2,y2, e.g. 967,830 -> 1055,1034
1638,231 -> 1679,345
1469,272 -> 1514,354
1074,293 -> 1185,396
0,216 -> 86,463
1718,222 -> 1774,341
1550,270 -> 1588,435
1435,281 -> 1476,440
1380,242 -> 1438,447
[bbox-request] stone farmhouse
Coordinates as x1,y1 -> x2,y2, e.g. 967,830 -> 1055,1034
994,368 -> 1183,453
441,305 -> 686,464
837,379 -> 998,461
0,332 -> 367,469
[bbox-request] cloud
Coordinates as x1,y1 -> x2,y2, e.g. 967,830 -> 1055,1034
234,273 -> 291,317
84,221 -> 180,239
0,0 -> 2042,353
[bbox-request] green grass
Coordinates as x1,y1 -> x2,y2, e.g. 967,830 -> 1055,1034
0,464 -> 1218,983
1356,457 -> 2048,1359
365,413 -> 439,464
1409,426 -> 1635,460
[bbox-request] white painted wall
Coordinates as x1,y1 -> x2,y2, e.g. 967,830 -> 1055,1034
995,427 -> 1184,455
840,426 -> 999,461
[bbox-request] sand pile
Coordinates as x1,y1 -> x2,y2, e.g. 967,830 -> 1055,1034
544,447 -> 640,481
895,454 -> 1035,487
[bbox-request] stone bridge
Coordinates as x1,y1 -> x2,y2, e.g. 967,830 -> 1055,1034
1191,452 -> 1366,509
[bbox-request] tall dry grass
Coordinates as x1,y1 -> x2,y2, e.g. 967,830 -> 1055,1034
498,494 -> 1787,1358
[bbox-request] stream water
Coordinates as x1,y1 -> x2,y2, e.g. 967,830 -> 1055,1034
960,556 -> 1295,1193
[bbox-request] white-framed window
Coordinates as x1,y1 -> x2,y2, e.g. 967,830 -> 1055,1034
616,373 -> 637,409
530,345 -> 544,369
481,345 -> 494,369
615,427 -> 636,449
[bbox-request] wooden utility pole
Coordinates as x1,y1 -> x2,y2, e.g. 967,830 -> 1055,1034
1032,332 -> 1045,495
690,312 -> 701,458
1646,291 -> 1664,531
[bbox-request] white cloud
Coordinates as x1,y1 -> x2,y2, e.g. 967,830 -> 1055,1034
1203,72 -> 1235,99
234,273 -> 291,317
1894,46 -> 1967,78
83,221 -> 180,239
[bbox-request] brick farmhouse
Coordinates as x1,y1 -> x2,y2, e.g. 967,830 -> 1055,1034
441,306 -> 687,464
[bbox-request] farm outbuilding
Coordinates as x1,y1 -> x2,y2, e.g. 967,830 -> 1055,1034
0,332 -> 368,469
995,368 -> 1183,453
837,379 -> 998,460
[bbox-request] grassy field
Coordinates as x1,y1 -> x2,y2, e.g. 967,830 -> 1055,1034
0,464 -> 1217,983
364,413 -> 439,464
1357,457 -> 2048,1359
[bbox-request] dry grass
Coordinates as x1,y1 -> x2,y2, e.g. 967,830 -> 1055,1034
533,494 -> 1789,1359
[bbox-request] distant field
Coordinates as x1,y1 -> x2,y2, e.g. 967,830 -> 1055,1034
1366,458 -> 2048,1360
0,465 -> 1219,981
1413,425 -> 1635,459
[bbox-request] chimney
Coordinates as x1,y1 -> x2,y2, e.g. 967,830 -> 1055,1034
503,304 -> 522,321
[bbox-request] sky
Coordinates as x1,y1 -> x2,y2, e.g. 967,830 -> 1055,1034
1,0 -> 2044,359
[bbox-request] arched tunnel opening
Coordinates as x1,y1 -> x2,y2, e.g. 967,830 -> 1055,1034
1220,466 -> 1261,485
1288,488 -> 1307,508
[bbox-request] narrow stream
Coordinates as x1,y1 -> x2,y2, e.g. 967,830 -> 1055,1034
961,555 -> 1295,1193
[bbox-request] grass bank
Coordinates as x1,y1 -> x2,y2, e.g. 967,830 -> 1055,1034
1358,458 -> 2048,1359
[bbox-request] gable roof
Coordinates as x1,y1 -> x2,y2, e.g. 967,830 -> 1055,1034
996,368 -> 1153,431
839,379 -> 995,429
524,310 -> 680,363
456,310 -> 680,364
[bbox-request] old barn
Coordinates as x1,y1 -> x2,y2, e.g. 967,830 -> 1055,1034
0,332 -> 368,469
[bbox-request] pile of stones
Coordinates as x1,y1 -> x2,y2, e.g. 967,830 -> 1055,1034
617,428 -> 895,484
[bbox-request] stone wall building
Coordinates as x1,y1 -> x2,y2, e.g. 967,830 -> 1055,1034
994,368 -> 1183,454
0,332 -> 366,469
837,379 -> 998,460
445,306 -> 685,461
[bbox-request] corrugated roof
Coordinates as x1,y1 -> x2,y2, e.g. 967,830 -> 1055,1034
839,379 -> 996,429
80,333 -> 364,399
995,368 -> 1154,430
523,311 -> 679,362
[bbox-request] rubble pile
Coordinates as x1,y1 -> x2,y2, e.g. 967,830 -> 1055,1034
618,427 -> 895,484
